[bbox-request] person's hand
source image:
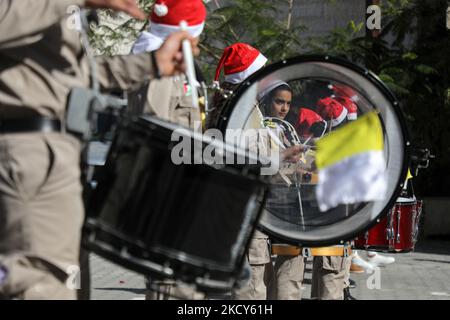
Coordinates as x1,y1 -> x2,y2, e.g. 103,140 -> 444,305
281,145 -> 304,163
154,32 -> 200,77
85,0 -> 146,20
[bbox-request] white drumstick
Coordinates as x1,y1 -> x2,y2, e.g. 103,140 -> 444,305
179,21 -> 199,109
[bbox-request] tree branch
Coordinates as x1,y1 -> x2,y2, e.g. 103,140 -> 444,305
217,14 -> 240,42
287,0 -> 294,30
199,43 -> 222,60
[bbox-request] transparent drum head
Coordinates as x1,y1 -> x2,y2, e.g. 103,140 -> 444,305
215,56 -> 411,246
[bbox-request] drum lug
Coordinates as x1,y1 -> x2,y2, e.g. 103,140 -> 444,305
387,208 -> 394,240
120,247 -> 129,257
396,210 -> 401,244
364,231 -> 370,250
89,231 -> 97,243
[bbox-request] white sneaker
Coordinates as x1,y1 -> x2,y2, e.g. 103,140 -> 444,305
352,251 -> 376,273
366,252 -> 395,267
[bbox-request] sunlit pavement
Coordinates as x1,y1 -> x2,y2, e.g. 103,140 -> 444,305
89,238 -> 450,300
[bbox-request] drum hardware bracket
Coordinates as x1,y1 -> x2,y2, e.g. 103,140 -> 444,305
162,262 -> 173,276
66,11 -> 127,141
396,211 -> 401,243
120,246 -> 129,258
209,81 -> 234,100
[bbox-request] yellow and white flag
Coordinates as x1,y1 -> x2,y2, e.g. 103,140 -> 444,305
315,112 -> 387,212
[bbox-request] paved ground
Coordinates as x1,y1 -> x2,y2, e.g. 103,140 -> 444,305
89,238 -> 450,300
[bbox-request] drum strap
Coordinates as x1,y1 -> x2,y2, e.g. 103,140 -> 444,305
272,244 -> 352,257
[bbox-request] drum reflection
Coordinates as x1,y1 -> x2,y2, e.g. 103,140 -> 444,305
214,56 -> 410,245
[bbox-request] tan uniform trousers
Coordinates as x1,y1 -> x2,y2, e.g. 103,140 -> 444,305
343,254 -> 352,289
271,255 -> 305,300
0,133 -> 83,299
311,256 -> 352,300
232,230 -> 273,300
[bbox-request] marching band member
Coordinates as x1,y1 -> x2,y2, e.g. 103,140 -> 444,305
130,0 -> 206,132
210,43 -> 302,300
0,0 -> 199,300
313,96 -> 355,300
129,0 -> 207,300
259,83 -> 307,300
333,89 -> 396,273
211,43 -> 275,300
207,43 -> 268,129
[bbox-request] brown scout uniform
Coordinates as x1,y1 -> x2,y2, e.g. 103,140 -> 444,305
128,59 -> 202,300
0,0 -> 158,299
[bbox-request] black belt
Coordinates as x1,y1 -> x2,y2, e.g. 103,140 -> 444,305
0,117 -> 62,134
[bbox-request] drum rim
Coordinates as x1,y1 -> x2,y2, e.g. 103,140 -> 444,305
216,54 -> 411,246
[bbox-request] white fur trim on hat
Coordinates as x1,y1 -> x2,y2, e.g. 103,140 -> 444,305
257,79 -> 290,100
151,22 -> 205,40
224,53 -> 268,84
132,31 -> 164,54
132,22 -> 205,53
347,112 -> 358,121
330,107 -> 348,127
351,95 -> 360,102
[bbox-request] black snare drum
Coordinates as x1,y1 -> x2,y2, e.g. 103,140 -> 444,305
82,116 -> 267,292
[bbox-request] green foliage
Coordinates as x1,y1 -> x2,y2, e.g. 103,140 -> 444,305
200,0 -> 307,79
205,0 -> 450,196
89,0 -> 154,55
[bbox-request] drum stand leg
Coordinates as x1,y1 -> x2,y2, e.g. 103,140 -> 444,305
412,203 -> 421,245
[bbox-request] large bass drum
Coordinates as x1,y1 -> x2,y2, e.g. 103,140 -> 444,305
212,55 -> 411,246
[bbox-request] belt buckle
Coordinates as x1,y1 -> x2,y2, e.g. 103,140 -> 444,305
302,247 -> 311,258
343,246 -> 350,257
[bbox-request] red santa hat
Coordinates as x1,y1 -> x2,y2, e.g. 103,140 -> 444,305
132,0 -> 207,54
296,108 -> 327,138
335,96 -> 358,120
214,43 -> 268,84
316,97 -> 348,128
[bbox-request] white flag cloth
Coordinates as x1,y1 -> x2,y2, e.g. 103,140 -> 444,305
315,112 -> 387,212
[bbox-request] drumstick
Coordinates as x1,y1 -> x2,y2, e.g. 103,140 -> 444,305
303,136 -> 312,146
179,21 -> 199,110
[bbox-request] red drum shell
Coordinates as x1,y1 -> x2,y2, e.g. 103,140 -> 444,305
354,198 -> 422,253
389,199 -> 422,252
354,214 -> 390,251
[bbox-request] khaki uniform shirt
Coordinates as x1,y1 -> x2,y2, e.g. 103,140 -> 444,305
0,0 -> 156,120
145,76 -> 201,131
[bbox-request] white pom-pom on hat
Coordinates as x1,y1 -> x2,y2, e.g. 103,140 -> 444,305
154,3 -> 168,17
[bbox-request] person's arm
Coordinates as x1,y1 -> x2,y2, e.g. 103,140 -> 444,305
0,0 -> 84,44
96,31 -> 200,92
0,0 -> 145,47
95,52 -> 156,92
